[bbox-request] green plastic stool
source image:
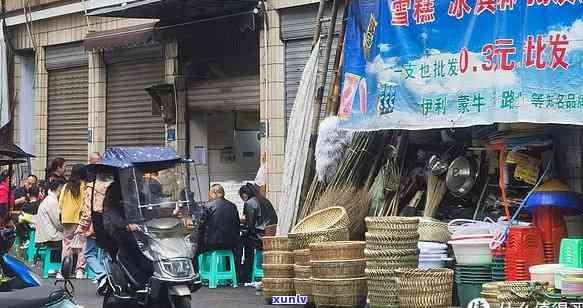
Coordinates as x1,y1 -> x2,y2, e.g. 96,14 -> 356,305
207,250 -> 238,289
37,246 -> 61,279
25,229 -> 36,263
251,249 -> 263,282
197,252 -> 211,282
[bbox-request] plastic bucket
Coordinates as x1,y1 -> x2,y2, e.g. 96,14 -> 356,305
565,215 -> 583,239
449,239 -> 492,265
555,267 -> 583,289
529,264 -> 563,287
456,282 -> 484,308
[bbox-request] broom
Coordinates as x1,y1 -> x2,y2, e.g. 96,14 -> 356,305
423,174 -> 447,218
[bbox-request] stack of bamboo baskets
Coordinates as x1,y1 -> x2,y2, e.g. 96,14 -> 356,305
262,236 -> 295,304
310,241 -> 367,308
293,249 -> 313,304
364,217 -> 420,308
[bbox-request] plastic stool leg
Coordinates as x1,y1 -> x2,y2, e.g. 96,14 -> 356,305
229,252 -> 238,288
209,252 -> 219,289
40,249 -> 51,279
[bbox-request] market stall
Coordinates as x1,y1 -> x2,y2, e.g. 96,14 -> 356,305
271,0 -> 583,307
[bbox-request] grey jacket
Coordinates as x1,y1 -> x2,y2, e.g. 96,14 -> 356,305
33,191 -> 63,243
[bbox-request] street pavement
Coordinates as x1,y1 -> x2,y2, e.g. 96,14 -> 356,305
45,278 -> 298,308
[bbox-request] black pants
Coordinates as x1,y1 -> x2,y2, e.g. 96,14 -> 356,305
236,237 -> 258,283
15,223 -> 29,244
38,241 -> 61,262
117,241 -> 153,289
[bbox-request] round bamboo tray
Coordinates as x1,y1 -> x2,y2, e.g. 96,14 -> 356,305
398,292 -> 453,308
294,278 -> 313,296
262,236 -> 290,251
288,227 -> 349,250
365,255 -> 419,269
293,264 -> 312,279
310,259 -> 366,279
364,248 -> 419,258
293,249 -> 311,266
365,216 -> 419,232
263,264 -> 295,278
263,251 -> 295,265
418,220 -> 450,243
292,206 -> 349,234
309,241 -> 365,261
262,277 -> 294,290
365,232 -> 420,242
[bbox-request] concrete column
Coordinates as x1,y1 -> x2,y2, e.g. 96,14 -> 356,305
33,48 -> 48,177
88,50 -> 106,155
164,40 -> 187,157
260,7 -> 286,208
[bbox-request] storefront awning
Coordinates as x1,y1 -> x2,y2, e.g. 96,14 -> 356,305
86,0 -> 259,22
84,22 -> 159,51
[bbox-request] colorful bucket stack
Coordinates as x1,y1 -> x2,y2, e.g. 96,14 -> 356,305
506,226 -> 545,281
309,241 -> 367,308
491,246 -> 506,281
364,217 -> 419,308
455,264 -> 493,308
533,206 -> 568,264
261,236 -> 294,304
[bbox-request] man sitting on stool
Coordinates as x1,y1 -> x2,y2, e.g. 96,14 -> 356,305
198,184 -> 241,258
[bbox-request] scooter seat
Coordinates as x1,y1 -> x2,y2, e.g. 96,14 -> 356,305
0,286 -> 72,308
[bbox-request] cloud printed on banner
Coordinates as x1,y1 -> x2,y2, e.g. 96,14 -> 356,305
548,19 -> 583,51
366,49 -> 519,96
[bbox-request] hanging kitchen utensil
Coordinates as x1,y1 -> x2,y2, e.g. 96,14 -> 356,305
446,156 -> 478,196
428,155 -> 449,176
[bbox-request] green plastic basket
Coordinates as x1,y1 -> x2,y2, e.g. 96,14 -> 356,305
559,239 -> 583,268
456,282 -> 484,308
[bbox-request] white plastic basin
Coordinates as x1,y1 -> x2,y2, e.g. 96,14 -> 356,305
448,238 -> 492,265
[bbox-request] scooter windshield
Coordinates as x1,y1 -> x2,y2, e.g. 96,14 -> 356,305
137,218 -> 194,261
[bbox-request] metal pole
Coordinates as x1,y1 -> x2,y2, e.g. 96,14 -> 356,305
311,0 -> 327,51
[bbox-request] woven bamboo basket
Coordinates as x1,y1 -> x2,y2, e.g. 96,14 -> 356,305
309,241 -> 365,261
263,288 -> 295,304
265,224 -> 277,236
292,206 -> 349,234
418,220 -> 450,243
262,236 -> 290,251
365,232 -> 419,250
312,277 -> 367,308
262,277 -> 295,290
365,255 -> 418,269
364,248 -> 419,258
368,293 -> 399,305
365,216 -> 419,232
293,265 -> 312,279
263,264 -> 295,278
293,249 -> 311,266
288,227 -> 349,250
310,259 -> 366,279
395,268 -> 454,308
294,278 -> 313,296
263,251 -> 295,265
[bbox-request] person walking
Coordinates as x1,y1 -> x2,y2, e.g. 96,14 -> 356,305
76,170 -> 109,293
33,179 -> 65,279
59,164 -> 87,279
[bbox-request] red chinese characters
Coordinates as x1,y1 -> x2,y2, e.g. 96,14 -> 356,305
475,0 -> 496,15
413,0 -> 436,24
391,0 -> 411,26
524,35 -> 546,70
495,39 -> 517,71
448,0 -> 472,19
549,34 -> 569,70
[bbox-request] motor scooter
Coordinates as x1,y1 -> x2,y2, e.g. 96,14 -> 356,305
90,147 -> 202,308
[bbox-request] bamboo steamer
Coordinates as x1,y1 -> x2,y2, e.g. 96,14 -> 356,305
263,264 -> 295,278
263,251 -> 295,265
310,259 -> 366,279
262,236 -> 290,251
309,241 -> 365,261
293,249 -> 311,266
294,265 -> 312,279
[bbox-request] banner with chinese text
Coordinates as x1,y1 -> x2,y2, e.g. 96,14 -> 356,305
340,0 -> 583,130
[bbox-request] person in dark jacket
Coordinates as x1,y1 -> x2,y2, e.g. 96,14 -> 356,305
199,184 -> 241,253
238,183 -> 278,283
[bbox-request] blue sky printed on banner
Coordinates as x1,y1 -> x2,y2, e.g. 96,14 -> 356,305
341,0 -> 583,130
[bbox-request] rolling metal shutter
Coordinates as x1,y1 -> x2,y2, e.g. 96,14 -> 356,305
187,75 -> 260,111
105,46 -> 165,147
281,4 -> 343,135
46,43 -> 88,169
